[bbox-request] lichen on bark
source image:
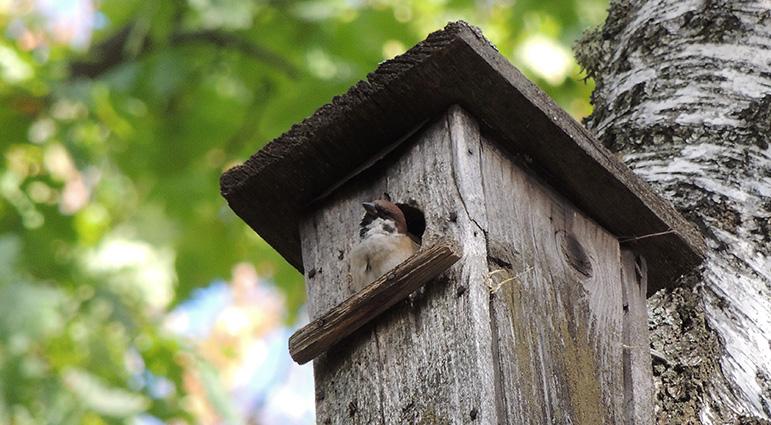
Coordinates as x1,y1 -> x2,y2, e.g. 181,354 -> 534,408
575,0 -> 771,423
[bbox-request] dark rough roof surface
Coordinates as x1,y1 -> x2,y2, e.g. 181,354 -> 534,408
220,21 -> 705,293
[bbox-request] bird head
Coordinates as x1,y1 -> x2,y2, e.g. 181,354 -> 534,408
359,193 -> 408,237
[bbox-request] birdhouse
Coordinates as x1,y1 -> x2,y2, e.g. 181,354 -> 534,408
220,22 -> 705,424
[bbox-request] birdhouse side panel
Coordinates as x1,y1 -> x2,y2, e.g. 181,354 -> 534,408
479,135 -> 626,424
299,106 -> 500,423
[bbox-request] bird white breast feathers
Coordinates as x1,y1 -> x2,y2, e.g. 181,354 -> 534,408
349,197 -> 418,290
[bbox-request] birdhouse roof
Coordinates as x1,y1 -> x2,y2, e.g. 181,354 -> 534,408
220,21 -> 705,292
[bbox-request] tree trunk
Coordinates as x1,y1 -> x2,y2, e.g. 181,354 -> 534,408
576,0 -> 771,423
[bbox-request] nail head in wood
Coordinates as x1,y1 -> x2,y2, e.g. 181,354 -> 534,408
288,240 -> 462,364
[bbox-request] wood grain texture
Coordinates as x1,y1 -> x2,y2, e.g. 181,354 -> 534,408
220,20 -> 704,293
621,250 -> 654,425
480,133 -> 625,424
299,107 -> 500,424
299,107 -> 651,423
288,241 -> 461,365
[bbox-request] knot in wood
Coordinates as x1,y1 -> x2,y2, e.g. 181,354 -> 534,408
558,231 -> 593,278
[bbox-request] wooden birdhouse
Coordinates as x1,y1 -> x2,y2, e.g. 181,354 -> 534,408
220,21 -> 705,424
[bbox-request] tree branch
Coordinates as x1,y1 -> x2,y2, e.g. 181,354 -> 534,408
69,25 -> 298,79
169,30 -> 298,78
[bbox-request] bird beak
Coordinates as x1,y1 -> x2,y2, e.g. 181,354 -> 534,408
362,202 -> 377,215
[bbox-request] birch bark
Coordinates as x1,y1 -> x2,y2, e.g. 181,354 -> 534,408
576,1 -> 771,422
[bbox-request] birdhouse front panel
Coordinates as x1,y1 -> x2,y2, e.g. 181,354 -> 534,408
299,107 -> 498,424
298,106 -> 630,424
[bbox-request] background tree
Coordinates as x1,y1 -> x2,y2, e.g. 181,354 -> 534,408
576,0 -> 770,423
1,0 -> 608,423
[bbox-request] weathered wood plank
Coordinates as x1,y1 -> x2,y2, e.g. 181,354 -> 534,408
288,241 -> 461,365
621,250 -> 654,425
299,107 -> 500,424
372,106 -> 499,424
299,166 -> 389,425
480,132 -> 624,424
220,21 -> 705,293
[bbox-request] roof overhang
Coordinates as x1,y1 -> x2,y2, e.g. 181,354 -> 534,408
220,21 -> 705,293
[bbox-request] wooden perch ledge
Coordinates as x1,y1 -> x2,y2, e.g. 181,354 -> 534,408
288,240 -> 462,364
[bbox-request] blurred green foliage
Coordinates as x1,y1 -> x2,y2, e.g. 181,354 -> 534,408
0,0 -> 606,422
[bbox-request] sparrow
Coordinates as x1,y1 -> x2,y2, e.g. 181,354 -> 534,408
349,194 -> 419,290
